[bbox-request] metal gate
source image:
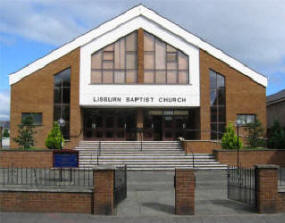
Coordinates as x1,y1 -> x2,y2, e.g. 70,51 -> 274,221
114,165 -> 127,205
227,166 -> 256,208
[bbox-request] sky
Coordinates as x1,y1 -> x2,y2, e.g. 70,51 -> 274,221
0,0 -> 285,121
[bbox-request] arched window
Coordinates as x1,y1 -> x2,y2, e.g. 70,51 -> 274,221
210,70 -> 226,140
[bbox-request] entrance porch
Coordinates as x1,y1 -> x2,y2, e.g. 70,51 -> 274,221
83,108 -> 200,141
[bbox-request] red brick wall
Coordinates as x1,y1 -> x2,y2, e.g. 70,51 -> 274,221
175,168 -> 195,215
0,150 -> 53,168
0,191 -> 92,213
10,48 -> 82,149
255,165 -> 285,213
278,192 -> 285,212
214,150 -> 285,168
182,140 -> 221,154
93,169 -> 115,215
199,50 -> 266,140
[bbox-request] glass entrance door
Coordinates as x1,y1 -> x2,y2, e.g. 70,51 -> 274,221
83,109 -> 136,141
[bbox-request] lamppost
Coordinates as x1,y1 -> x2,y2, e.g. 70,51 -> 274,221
236,119 -> 242,168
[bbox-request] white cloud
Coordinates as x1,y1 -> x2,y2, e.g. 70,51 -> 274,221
0,90 -> 10,121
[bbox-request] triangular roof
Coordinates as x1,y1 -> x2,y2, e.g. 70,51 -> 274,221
9,4 -> 267,87
267,89 -> 285,105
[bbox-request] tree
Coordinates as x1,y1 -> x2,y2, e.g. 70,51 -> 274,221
268,120 -> 285,149
3,128 -> 9,138
221,123 -> 243,150
45,122 -> 64,149
13,116 -> 36,149
246,118 -> 265,148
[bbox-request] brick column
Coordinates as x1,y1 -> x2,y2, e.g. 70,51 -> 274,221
175,168 -> 195,215
93,166 -> 115,215
255,164 -> 279,213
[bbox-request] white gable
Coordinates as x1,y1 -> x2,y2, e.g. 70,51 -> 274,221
9,5 -> 267,87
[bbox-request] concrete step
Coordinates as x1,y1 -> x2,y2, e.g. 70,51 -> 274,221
78,164 -> 228,170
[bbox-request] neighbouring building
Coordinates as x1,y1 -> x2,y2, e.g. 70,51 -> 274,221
267,89 -> 285,130
9,5 -> 267,149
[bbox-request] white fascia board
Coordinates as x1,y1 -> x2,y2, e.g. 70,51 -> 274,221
9,6 -> 142,85
9,5 -> 267,87
139,6 -> 267,87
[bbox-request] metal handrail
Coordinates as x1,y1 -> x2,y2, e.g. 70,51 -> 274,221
97,141 -> 101,165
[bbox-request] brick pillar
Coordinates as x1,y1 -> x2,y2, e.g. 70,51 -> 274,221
255,164 -> 279,213
175,168 -> 195,215
93,167 -> 115,215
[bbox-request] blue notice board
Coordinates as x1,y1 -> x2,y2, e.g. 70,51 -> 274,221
53,151 -> 78,167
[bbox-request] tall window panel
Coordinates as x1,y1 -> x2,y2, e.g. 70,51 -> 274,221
210,70 -> 226,140
91,31 -> 137,84
54,68 -> 71,139
143,31 -> 189,84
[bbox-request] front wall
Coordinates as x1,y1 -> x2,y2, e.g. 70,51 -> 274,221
10,49 -> 81,149
200,49 -> 266,139
0,191 -> 92,213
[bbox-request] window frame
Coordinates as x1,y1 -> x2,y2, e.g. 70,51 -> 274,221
236,114 -> 256,126
21,113 -> 43,126
209,69 -> 226,140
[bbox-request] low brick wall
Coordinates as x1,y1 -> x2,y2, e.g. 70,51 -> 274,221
0,191 -> 92,213
0,150 -> 53,168
214,149 -> 285,168
182,140 -> 221,154
0,166 -> 117,215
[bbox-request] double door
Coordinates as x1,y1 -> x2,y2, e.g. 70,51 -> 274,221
143,115 -> 186,141
84,109 -> 136,141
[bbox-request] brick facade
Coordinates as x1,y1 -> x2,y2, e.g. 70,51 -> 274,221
0,150 -> 53,168
199,50 -> 266,140
214,149 -> 285,168
10,48 -> 81,149
9,31 -> 266,150
175,168 -> 195,215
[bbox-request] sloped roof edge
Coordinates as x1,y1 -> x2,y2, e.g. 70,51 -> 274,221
9,4 -> 268,87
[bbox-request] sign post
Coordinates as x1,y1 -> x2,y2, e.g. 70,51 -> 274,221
0,126 -> 2,149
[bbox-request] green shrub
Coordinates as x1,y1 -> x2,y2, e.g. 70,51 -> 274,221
246,118 -> 265,148
13,116 -> 36,149
221,123 -> 243,150
45,122 -> 64,149
3,128 -> 9,137
268,120 -> 285,149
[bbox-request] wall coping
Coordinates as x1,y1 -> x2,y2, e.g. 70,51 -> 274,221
213,149 -> 285,152
0,149 -> 52,152
182,140 -> 221,143
0,187 -> 92,193
255,164 -> 280,169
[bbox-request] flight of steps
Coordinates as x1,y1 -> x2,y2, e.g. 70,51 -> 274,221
75,141 -> 228,170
